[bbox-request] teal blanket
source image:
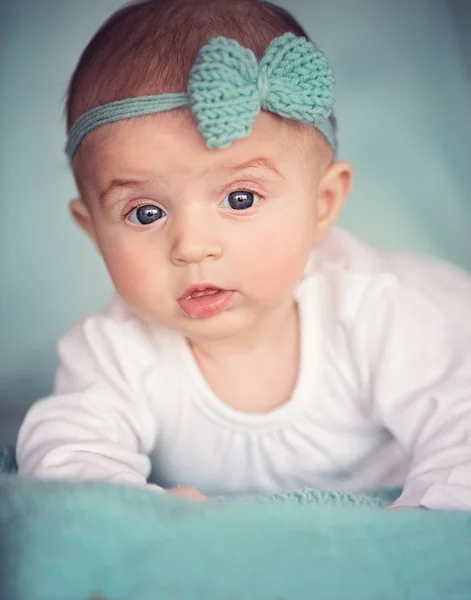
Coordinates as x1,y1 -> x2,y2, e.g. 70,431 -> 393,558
1,446 -> 470,600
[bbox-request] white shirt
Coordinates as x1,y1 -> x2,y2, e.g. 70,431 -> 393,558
16,228 -> 471,509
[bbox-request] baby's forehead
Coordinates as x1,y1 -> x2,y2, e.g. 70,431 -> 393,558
76,111 -> 317,189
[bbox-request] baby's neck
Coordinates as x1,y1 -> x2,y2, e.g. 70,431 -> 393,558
189,299 -> 297,362
188,299 -> 300,414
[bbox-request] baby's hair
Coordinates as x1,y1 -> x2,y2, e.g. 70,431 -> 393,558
65,0 -> 337,138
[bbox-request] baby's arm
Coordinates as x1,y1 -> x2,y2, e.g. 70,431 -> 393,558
17,310 -> 159,489
353,277 -> 471,510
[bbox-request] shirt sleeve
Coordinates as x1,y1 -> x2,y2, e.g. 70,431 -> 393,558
352,275 -> 471,510
16,309 -> 161,490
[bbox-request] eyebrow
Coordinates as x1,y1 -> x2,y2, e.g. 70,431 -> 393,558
226,157 -> 284,178
99,178 -> 149,206
98,157 -> 283,205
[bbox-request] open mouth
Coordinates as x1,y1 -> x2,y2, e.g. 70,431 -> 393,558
178,285 -> 234,318
184,288 -> 220,299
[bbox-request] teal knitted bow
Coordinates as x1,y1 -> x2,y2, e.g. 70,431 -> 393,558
189,33 -> 335,148
66,33 -> 335,160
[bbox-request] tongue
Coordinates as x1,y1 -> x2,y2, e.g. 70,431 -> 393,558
179,289 -> 233,318
191,288 -> 219,298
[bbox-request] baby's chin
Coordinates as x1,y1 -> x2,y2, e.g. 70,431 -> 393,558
129,298 -> 266,344
121,295 -> 228,331
172,309 -> 253,344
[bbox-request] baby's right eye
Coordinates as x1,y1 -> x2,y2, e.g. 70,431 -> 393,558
127,205 -> 166,226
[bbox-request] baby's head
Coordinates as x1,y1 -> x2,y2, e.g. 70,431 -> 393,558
66,0 -> 353,342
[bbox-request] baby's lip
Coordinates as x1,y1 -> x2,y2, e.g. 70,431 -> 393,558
178,286 -> 234,319
178,284 -> 227,300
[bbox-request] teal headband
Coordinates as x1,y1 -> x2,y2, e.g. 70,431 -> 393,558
66,32 -> 336,160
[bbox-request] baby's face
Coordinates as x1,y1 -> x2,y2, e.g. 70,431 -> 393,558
74,112 -> 335,342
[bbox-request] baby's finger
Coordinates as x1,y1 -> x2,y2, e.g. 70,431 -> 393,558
167,485 -> 209,502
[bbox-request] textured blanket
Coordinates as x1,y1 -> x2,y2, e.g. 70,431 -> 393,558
1,445 -> 470,600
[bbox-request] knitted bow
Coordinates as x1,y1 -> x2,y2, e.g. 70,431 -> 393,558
188,32 -> 335,148
65,33 -> 336,160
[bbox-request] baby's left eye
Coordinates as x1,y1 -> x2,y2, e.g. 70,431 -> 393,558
220,190 -> 260,211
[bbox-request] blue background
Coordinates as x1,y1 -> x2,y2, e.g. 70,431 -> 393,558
1,0 -> 470,443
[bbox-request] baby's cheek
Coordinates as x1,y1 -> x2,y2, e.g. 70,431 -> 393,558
234,202 -> 316,300
100,243 -> 155,302
241,241 -> 308,300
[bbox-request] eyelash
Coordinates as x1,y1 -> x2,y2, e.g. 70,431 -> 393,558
221,187 -> 264,208
121,200 -> 157,220
120,186 -> 265,221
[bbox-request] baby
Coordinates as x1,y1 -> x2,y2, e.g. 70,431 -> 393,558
17,0 -> 471,509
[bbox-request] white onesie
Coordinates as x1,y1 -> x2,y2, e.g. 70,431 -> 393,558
16,228 -> 471,509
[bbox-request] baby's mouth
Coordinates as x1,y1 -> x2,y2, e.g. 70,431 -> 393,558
178,285 -> 234,318
184,287 -> 220,299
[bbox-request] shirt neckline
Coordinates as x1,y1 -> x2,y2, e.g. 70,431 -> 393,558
172,280 -> 320,429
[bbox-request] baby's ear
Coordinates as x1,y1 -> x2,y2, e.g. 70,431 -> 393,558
313,160 -> 353,244
69,198 -> 96,241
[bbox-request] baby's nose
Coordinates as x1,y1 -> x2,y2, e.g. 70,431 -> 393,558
169,212 -> 222,265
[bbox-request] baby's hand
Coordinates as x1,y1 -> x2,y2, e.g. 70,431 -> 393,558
167,485 -> 209,502
389,506 -> 425,511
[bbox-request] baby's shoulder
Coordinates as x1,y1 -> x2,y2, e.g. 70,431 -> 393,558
302,268 -> 399,331
57,294 -> 167,368
311,227 -> 471,333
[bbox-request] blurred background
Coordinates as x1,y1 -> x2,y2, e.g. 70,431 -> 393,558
1,0 -> 470,443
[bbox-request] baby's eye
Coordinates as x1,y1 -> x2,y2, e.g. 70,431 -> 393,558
127,205 -> 166,225
220,190 -> 260,211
